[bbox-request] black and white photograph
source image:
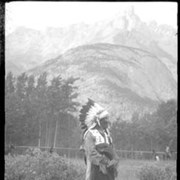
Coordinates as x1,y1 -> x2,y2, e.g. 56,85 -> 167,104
5,2 -> 177,180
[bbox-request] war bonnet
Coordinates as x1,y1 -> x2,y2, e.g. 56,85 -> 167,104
79,99 -> 109,131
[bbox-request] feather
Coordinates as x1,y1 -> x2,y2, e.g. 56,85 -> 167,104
79,98 -> 109,131
79,98 -> 95,130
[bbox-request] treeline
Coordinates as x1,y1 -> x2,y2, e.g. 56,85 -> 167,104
5,72 -> 81,148
5,71 -> 177,153
111,99 -> 177,152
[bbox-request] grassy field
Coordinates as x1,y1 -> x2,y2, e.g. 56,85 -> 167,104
70,158 -> 176,180
116,159 -> 176,180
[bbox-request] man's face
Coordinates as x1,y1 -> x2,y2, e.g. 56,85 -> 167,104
99,117 -> 109,129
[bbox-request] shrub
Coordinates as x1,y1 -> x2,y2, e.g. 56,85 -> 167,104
137,164 -> 176,180
5,148 -> 85,180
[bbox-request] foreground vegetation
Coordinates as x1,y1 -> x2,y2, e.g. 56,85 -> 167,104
5,148 -> 176,180
5,148 -> 85,180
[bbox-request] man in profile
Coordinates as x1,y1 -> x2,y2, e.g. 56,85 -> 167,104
79,99 -> 119,180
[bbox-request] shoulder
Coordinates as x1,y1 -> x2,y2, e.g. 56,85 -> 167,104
84,129 -> 98,141
83,130 -> 96,146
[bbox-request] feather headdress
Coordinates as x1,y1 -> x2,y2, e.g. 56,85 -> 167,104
79,98 -> 109,132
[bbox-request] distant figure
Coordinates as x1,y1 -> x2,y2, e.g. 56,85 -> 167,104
152,149 -> 160,161
165,146 -> 171,160
152,149 -> 156,159
49,146 -> 54,154
155,155 -> 160,161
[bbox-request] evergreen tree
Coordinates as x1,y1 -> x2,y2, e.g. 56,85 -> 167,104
5,71 -> 80,148
5,72 -> 15,96
16,73 -> 28,100
35,72 -> 48,147
47,76 -> 79,148
23,74 -> 39,146
5,72 -> 28,145
26,74 -> 35,97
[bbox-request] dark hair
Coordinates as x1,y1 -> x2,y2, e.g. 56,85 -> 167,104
100,116 -> 108,121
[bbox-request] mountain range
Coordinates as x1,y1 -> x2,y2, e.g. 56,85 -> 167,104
5,7 -> 177,120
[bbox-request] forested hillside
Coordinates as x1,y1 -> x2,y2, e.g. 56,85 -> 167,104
28,43 -> 177,120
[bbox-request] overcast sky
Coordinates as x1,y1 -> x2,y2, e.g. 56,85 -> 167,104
5,2 -> 177,34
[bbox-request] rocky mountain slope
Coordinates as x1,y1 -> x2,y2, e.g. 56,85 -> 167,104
6,7 -> 177,81
6,7 -> 177,120
28,43 -> 177,121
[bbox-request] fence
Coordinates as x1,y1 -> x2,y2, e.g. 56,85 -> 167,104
5,145 -> 177,160
116,150 -> 176,160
